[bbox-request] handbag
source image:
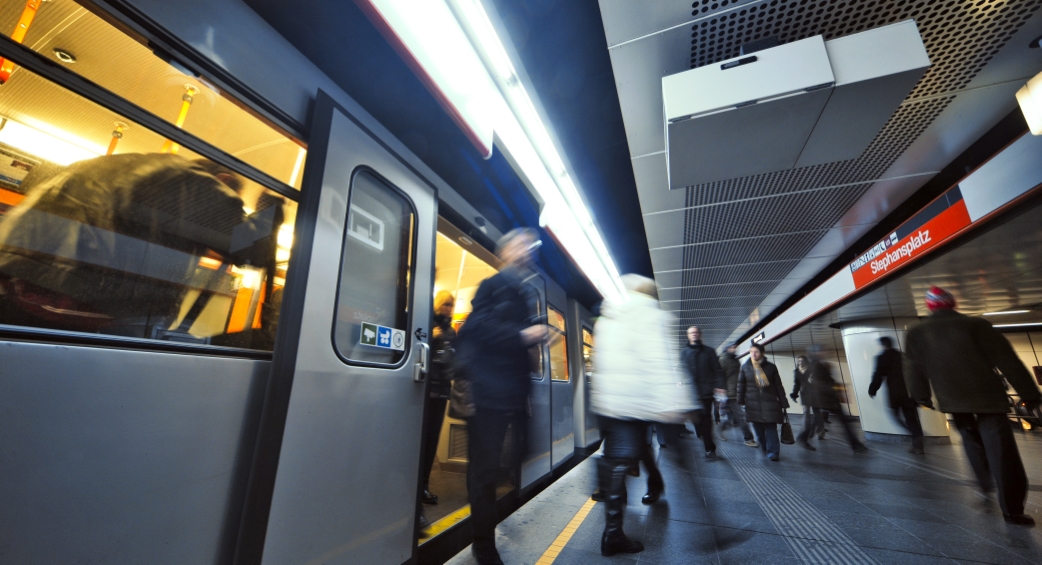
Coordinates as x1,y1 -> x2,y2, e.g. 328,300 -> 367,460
780,414 -> 795,444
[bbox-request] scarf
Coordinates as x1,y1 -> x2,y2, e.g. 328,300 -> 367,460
750,357 -> 769,388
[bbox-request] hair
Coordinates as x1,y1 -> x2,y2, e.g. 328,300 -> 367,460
750,343 -> 766,355
434,290 -> 455,311
192,158 -> 243,192
879,336 -> 893,347
495,227 -> 538,257
621,274 -> 658,299
797,355 -> 809,364
687,325 -> 700,332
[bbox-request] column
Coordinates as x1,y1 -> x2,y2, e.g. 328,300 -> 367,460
840,317 -> 950,443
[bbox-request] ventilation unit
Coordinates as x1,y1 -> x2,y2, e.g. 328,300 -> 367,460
663,20 -> 929,189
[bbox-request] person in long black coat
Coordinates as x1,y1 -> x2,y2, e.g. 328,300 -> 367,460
803,346 -> 867,452
737,343 -> 789,461
868,336 -> 924,454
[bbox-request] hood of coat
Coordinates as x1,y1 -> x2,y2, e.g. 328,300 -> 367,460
599,289 -> 660,321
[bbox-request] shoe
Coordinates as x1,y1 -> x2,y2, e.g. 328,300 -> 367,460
852,443 -> 868,453
472,543 -> 505,565
768,453 -> 779,461
818,429 -> 828,440
418,514 -> 430,530
908,446 -> 925,455
705,450 -> 716,459
745,439 -> 759,447
642,475 -> 664,505
798,440 -> 816,451
1003,514 -> 1036,526
421,489 -> 438,505
592,488 -> 606,502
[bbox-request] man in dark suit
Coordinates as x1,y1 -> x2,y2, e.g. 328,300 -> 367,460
869,336 -> 925,454
457,228 -> 549,565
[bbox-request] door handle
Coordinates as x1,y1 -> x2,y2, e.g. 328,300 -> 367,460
414,342 -> 430,383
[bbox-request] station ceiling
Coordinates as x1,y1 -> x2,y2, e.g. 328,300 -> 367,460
593,0 -> 1042,348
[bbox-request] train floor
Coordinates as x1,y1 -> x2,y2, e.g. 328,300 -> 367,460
444,419 -> 1042,564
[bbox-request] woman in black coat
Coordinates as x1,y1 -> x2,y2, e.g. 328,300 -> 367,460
737,343 -> 789,461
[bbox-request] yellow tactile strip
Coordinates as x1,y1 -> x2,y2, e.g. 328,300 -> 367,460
418,504 -> 472,545
534,497 -> 598,564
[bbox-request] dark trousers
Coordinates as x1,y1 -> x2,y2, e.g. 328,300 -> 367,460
421,396 -> 448,489
951,412 -> 1028,516
891,400 -> 924,448
602,417 -> 648,460
797,405 -> 823,442
721,399 -> 753,441
694,399 -> 717,454
751,422 -> 780,457
467,407 -> 524,546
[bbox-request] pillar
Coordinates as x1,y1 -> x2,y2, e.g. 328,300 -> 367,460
840,317 -> 950,443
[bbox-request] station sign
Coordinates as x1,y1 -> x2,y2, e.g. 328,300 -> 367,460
849,186 -> 970,289
360,322 -> 406,351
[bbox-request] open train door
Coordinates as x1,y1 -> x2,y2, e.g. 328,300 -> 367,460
237,91 -> 435,565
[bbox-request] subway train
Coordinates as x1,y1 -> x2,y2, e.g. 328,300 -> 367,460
0,1 -> 607,564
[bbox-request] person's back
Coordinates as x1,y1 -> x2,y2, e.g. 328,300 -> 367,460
719,351 -> 740,400
591,292 -> 693,421
905,309 -> 1033,413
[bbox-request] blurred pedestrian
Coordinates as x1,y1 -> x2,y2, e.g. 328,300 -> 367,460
905,286 -> 1040,526
418,291 -> 457,532
791,355 -> 826,444
803,346 -> 867,453
719,343 -> 757,447
737,343 -> 789,461
591,274 -> 698,556
868,336 -> 925,454
681,326 -> 727,458
456,228 -> 549,565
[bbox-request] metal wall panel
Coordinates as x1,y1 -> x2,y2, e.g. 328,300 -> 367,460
0,341 -> 267,565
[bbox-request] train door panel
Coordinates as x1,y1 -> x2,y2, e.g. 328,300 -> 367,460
261,92 -> 434,565
520,272 -> 551,491
568,299 -> 599,448
547,278 -> 574,469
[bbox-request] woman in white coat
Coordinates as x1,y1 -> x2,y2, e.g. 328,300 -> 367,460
591,274 -> 699,557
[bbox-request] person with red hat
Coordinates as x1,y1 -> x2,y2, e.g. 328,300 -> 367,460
904,286 -> 1041,526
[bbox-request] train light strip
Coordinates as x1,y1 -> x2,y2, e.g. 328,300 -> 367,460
357,0 -> 625,302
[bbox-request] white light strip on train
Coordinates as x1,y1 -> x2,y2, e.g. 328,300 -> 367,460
446,0 -> 625,302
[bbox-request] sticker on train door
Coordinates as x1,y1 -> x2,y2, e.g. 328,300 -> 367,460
360,322 -> 405,351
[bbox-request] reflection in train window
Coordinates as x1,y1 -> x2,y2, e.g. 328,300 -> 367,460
548,306 -> 568,381
332,170 -> 415,366
0,62 -> 296,350
0,0 -> 306,188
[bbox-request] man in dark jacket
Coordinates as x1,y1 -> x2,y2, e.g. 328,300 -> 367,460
719,343 -> 756,446
457,228 -> 549,564
681,326 -> 726,458
801,346 -> 867,452
868,336 -> 924,454
905,286 -> 1041,526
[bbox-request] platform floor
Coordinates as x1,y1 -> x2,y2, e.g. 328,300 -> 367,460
444,421 -> 1042,564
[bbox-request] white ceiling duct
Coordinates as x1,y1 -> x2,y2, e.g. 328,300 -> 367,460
663,20 -> 930,189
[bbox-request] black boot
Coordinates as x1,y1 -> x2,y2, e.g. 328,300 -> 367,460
599,458 -> 644,556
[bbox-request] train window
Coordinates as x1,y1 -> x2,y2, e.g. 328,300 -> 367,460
548,306 -> 568,381
433,228 -> 498,329
582,327 -> 594,383
0,0 -> 306,188
0,60 -> 295,349
332,169 -> 415,366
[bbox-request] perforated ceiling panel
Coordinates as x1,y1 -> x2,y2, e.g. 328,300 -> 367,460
601,0 -> 1042,348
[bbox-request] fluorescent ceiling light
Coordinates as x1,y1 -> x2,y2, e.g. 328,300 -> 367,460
0,117 -> 103,166
1017,71 -> 1042,136
982,310 -> 1030,316
360,0 -> 625,302
358,0 -> 497,157
993,322 -> 1042,328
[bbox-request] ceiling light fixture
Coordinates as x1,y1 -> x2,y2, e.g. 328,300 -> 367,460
0,116 -> 102,165
358,0 -> 625,302
52,48 -> 76,64
1017,71 -> 1042,136
993,322 -> 1042,328
982,310 -> 1030,316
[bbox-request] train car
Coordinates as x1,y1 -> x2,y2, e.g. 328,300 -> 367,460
0,1 -> 608,564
